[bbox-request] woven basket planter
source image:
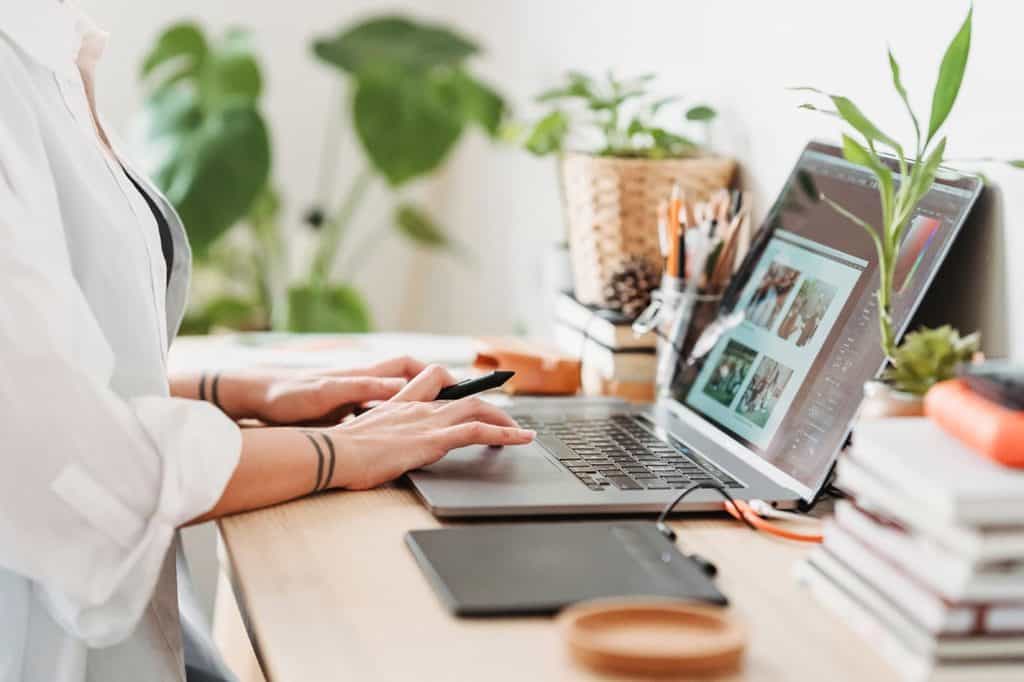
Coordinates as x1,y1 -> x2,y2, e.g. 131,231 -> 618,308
561,152 -> 737,306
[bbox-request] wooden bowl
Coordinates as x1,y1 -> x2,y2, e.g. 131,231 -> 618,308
559,598 -> 746,677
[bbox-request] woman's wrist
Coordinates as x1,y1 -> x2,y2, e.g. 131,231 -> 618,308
169,370 -> 261,420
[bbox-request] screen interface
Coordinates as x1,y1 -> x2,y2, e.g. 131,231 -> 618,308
671,143 -> 980,494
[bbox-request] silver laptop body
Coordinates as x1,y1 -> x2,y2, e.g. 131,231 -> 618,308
407,141 -> 983,518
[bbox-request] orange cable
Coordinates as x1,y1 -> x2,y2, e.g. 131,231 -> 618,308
724,500 -> 823,543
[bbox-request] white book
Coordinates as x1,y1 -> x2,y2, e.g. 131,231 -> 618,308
838,457 -> 1024,564
554,293 -> 656,350
852,418 -> 1024,526
796,556 -> 1024,682
834,501 -> 1024,604
554,322 -> 656,382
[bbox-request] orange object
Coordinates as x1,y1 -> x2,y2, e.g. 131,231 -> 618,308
925,378 -> 1024,468
723,501 -> 823,543
559,598 -> 746,677
580,364 -> 655,403
473,337 -> 580,396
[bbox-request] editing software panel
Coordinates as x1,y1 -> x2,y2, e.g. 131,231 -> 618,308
673,148 -> 976,492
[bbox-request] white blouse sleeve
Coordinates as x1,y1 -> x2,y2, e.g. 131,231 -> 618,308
0,60 -> 241,648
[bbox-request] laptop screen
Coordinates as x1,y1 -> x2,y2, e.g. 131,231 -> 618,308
670,141 -> 981,496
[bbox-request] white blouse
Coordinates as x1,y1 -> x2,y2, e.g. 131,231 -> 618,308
0,2 -> 242,681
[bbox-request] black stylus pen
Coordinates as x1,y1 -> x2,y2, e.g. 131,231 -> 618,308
434,370 -> 515,400
352,370 -> 515,416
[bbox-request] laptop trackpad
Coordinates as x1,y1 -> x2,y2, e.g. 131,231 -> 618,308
416,443 -> 558,483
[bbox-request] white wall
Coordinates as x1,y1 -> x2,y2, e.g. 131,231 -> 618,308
87,0 -> 1024,356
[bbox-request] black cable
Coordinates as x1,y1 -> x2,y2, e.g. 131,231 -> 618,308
656,482 -> 758,532
653,482 -> 757,579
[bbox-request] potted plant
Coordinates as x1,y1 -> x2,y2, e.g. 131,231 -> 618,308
136,16 -> 505,333
520,72 -> 735,308
793,6 -> 1004,417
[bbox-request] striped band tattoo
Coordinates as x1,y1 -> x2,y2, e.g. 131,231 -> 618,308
198,373 -> 208,402
210,372 -> 223,410
302,431 -> 325,493
317,432 -> 336,491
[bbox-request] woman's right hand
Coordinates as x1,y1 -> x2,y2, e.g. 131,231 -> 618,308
327,365 -> 535,490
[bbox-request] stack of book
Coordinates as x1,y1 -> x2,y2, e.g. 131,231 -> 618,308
798,418 -> 1024,682
553,292 -> 657,402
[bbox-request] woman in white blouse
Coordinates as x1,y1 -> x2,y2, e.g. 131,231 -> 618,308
0,3 -> 534,681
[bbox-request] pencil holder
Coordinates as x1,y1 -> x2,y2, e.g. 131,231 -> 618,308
634,276 -> 723,397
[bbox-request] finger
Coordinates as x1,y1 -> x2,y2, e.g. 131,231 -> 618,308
391,364 -> 458,402
325,377 -> 407,404
441,397 -> 519,428
439,422 -> 536,450
322,356 -> 429,380
379,355 -> 429,379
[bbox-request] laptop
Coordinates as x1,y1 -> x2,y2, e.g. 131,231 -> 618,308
408,141 -> 984,517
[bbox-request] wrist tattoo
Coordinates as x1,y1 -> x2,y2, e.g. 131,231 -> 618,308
198,372 -> 224,410
210,372 -> 223,410
302,431 -> 332,494
318,432 -> 336,491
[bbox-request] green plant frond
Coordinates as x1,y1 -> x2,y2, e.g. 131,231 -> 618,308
842,134 -> 894,225
832,95 -> 903,156
820,193 -> 884,257
887,48 -> 922,157
892,137 -> 947,244
797,102 -> 840,117
927,7 -> 972,145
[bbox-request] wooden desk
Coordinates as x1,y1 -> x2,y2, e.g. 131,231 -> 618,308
214,484 -> 894,681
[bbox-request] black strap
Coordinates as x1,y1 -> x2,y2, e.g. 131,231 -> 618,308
124,170 -> 174,285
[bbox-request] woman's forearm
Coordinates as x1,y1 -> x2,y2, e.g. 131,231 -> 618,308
188,427 -> 332,524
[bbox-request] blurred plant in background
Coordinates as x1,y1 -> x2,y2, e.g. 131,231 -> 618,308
135,15 -> 505,333
519,70 -> 716,159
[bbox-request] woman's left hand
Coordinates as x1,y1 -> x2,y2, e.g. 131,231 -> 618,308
173,356 -> 432,425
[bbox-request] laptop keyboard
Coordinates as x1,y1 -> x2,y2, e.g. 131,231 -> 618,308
515,415 -> 744,492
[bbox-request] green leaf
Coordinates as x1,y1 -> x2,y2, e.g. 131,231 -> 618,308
842,133 -> 893,223
1008,160 -> 1024,168
831,95 -> 901,152
797,102 -> 839,117
445,71 -> 505,137
287,284 -> 372,332
312,16 -> 478,76
887,48 -> 921,152
927,7 -> 972,144
395,203 -> 449,247
352,73 -> 463,186
137,25 -> 272,259
141,22 -> 208,83
160,106 -> 272,257
523,110 -> 569,156
205,28 -> 262,105
791,86 -> 900,151
536,72 -> 593,102
685,104 -> 717,121
894,137 -> 946,243
649,95 -> 682,115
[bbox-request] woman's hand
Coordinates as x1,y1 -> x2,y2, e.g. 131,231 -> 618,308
190,363 -> 534,523
326,365 -> 535,490
170,356 -> 432,425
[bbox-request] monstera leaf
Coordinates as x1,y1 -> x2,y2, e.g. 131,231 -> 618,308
137,23 -> 271,258
312,16 -> 505,187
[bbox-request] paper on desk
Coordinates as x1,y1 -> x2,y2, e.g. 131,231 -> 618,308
169,333 -> 479,373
